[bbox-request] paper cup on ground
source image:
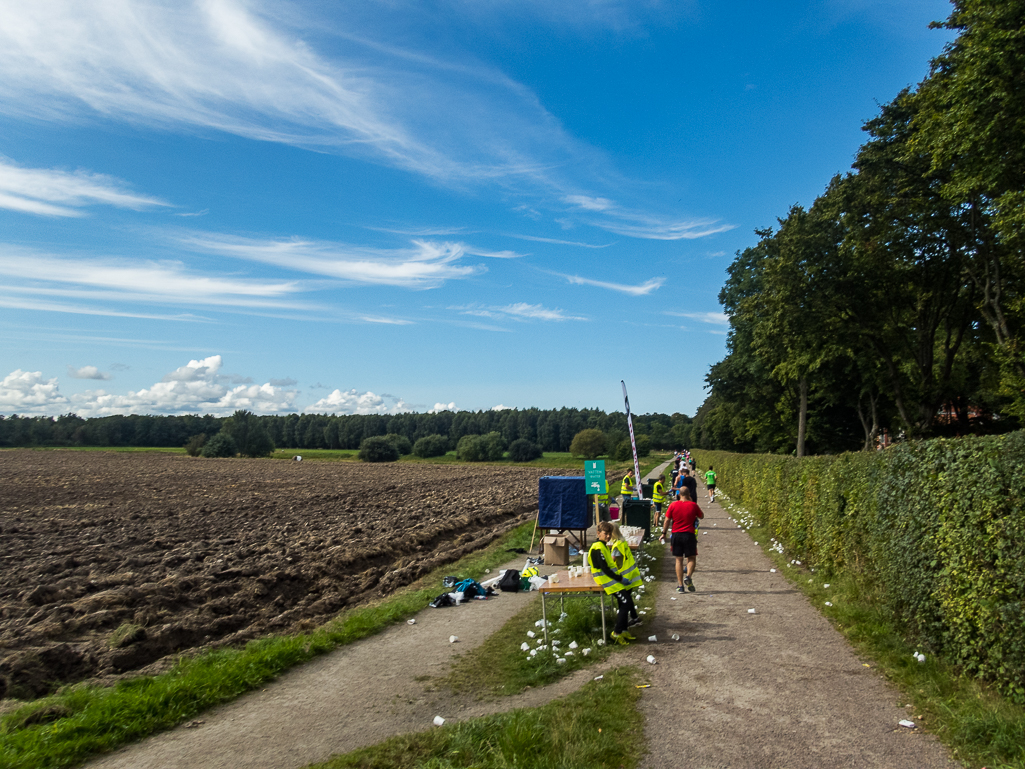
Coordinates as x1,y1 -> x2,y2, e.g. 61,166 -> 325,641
407,619 -> 416,625
648,635 -> 657,642
646,655 -> 656,664
449,635 -> 458,643
433,716 -> 446,726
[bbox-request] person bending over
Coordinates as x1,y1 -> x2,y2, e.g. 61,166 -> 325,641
588,521 -> 641,644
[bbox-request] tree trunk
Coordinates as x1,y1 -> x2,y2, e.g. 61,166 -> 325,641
796,376 -> 808,458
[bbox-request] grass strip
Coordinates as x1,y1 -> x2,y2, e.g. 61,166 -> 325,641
718,491 -> 1025,769
0,521 -> 538,769
441,539 -> 663,697
304,666 -> 647,769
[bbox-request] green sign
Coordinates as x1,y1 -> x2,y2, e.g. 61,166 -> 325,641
584,460 -> 607,495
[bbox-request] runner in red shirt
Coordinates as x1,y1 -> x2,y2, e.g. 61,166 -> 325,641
660,488 -> 704,592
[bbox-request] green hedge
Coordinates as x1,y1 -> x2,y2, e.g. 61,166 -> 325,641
694,432 -> 1025,703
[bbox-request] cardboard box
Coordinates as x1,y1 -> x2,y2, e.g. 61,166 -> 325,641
542,535 -> 570,566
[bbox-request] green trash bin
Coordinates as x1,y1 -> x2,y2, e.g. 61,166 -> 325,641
622,499 -> 652,541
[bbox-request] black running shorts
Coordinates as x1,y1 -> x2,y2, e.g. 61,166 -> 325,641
671,531 -> 698,558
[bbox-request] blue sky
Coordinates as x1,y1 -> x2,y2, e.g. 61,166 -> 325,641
0,0 -> 955,419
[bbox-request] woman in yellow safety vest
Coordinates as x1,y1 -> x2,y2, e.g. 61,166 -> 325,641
588,521 -> 642,645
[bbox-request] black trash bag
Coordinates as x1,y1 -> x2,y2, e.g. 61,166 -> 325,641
498,569 -> 521,592
430,592 -> 456,608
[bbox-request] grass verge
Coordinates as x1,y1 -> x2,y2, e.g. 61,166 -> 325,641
0,521 -> 537,769
304,666 -> 647,769
441,539 -> 664,698
717,490 -> 1025,769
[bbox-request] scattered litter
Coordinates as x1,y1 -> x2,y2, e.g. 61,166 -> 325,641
747,608 -> 756,614
770,569 -> 776,573
582,648 -> 591,656
565,651 -> 575,656
597,639 -> 605,646
433,716 -> 446,726
594,674 -> 604,681
568,640 -> 579,649
825,601 -> 832,606
530,649 -> 538,656
407,619 -> 416,625
863,664 -> 870,668
754,541 -> 758,545
449,635 -> 459,643
648,635 -> 658,642
899,719 -> 916,729
670,597 -> 677,601
185,720 -> 204,728
914,652 -> 926,663
646,655 -> 657,664
556,657 -> 567,665
636,684 -> 651,688
671,633 -> 680,641
639,610 -> 647,615
521,642 -> 530,651
551,640 -> 561,647
824,583 -> 831,588
527,630 -> 536,638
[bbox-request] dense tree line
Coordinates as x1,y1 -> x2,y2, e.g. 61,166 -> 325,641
0,408 -> 696,453
693,0 -> 1025,455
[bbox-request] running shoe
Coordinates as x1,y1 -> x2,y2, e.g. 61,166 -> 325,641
628,616 -> 642,627
610,631 -> 631,646
621,630 -> 637,641
685,576 -> 695,592
676,585 -> 685,593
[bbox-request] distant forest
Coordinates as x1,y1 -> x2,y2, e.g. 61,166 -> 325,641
0,408 -> 694,453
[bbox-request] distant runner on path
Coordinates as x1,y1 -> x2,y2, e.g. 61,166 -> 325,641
704,466 -> 717,503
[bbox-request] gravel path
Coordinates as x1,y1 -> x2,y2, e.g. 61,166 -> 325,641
635,486 -> 959,768
86,466 -> 960,769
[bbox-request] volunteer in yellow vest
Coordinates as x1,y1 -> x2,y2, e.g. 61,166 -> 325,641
652,477 -> 668,518
588,521 -> 641,645
608,524 -> 642,629
620,470 -> 636,502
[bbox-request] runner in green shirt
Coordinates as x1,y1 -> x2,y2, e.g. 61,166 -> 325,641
704,466 -> 718,503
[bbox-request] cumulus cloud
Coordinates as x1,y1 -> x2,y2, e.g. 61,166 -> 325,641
68,355 -> 298,417
307,388 -> 414,415
0,369 -> 68,413
0,157 -> 169,217
430,402 -> 458,413
491,404 -> 512,411
67,365 -> 112,380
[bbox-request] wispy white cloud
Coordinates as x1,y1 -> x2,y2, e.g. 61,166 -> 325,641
563,194 -> 614,212
0,157 -> 169,217
67,365 -> 112,381
664,311 -> 729,325
560,274 -> 665,296
491,404 -> 512,411
561,191 -> 734,241
0,247 -> 307,319
504,233 -> 614,248
452,302 -> 586,321
183,233 -> 486,289
0,0 -> 585,188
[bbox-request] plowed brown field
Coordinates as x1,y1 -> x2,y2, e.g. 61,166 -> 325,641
0,450 -> 564,700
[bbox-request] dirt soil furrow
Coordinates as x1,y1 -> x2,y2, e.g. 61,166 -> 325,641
0,451 -> 567,699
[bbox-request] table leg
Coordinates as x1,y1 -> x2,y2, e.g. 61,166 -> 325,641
600,593 -> 607,640
541,592 -> 549,646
